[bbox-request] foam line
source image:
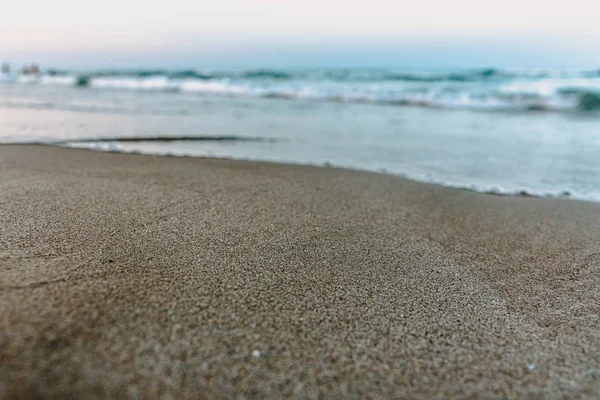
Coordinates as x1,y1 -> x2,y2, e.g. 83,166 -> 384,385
58,135 -> 277,143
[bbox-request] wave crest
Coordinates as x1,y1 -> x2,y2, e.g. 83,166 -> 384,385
3,67 -> 600,114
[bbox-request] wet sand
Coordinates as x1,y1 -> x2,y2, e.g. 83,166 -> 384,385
1,145 -> 599,398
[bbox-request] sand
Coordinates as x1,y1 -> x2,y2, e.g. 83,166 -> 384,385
1,144 -> 599,399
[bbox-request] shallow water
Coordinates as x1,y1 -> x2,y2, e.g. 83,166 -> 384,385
1,67 -> 600,201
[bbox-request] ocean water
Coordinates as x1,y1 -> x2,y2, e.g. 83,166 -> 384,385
1,67 -> 600,201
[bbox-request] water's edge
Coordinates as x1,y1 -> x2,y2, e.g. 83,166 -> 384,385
5,142 -> 585,203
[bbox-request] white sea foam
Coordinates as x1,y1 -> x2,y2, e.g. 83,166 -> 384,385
90,77 -> 178,91
16,75 -> 42,84
40,76 -> 76,86
179,80 -> 252,96
499,78 -> 600,96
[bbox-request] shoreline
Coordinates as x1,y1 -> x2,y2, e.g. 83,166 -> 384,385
2,144 -> 599,398
54,143 -> 597,202
4,142 -> 590,203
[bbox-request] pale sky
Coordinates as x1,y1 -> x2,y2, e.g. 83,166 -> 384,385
1,0 -> 599,68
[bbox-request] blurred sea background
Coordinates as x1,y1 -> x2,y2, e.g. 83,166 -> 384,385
2,66 -> 600,200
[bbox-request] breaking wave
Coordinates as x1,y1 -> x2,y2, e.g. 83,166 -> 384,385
2,67 -> 600,113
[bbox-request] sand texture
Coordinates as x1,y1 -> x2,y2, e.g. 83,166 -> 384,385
1,145 -> 599,399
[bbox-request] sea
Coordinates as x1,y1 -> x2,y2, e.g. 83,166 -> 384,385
1,67 -> 600,201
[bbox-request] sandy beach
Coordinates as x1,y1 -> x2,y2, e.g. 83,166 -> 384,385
1,144 -> 599,398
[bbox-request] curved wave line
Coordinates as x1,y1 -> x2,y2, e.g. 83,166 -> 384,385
56,135 -> 277,143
